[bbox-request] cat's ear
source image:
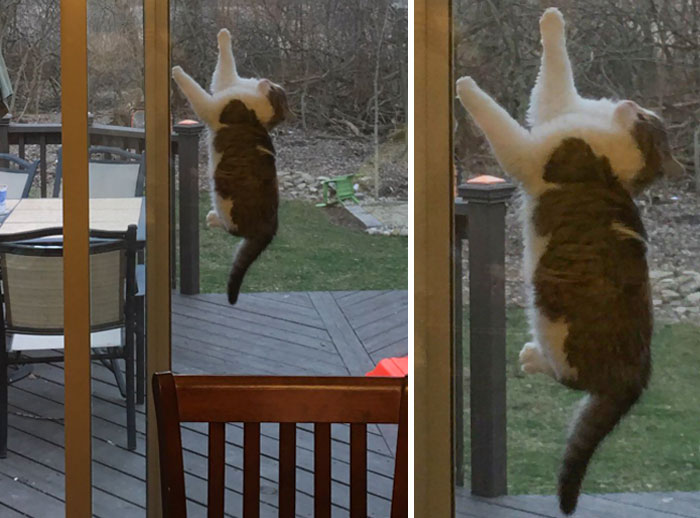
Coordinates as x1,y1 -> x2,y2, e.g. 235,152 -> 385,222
258,79 -> 289,127
613,100 -> 640,128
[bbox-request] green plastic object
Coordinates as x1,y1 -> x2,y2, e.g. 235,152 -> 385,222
316,174 -> 360,207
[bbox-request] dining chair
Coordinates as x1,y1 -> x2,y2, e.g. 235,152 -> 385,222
0,225 -> 139,458
53,145 -> 145,198
152,373 -> 408,518
0,153 -> 39,198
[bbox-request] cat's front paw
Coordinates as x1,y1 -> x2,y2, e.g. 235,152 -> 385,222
519,342 -> 550,375
540,7 -> 565,44
217,28 -> 231,47
455,76 -> 480,103
206,210 -> 222,228
172,66 -> 184,81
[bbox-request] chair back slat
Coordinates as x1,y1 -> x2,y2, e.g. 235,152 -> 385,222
313,423 -> 332,518
391,380 -> 408,518
243,422 -> 261,518
278,423 -> 296,518
152,373 -> 408,518
350,423 -> 368,518
207,422 -> 226,518
152,372 -> 188,518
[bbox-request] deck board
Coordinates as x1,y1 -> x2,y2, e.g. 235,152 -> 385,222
456,487 -> 700,518
3,290 -> 407,517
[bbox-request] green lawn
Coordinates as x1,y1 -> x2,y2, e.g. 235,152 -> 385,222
195,195 -> 407,293
461,308 -> 700,495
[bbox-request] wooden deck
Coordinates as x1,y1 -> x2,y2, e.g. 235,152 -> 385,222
1,290 -> 408,518
457,486 -> 700,517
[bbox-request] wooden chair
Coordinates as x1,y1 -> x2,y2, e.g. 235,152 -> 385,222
152,373 -> 408,518
0,226 -> 140,457
0,153 -> 39,198
53,145 -> 145,198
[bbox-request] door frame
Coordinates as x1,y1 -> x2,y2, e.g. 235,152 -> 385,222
61,0 -> 172,515
414,1 -> 455,517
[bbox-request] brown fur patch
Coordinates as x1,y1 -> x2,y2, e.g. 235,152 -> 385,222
534,138 -> 651,394
629,113 -> 674,193
214,99 -> 278,239
266,84 -> 288,129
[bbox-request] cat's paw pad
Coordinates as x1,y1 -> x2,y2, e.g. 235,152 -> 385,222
519,342 -> 547,374
217,28 -> 231,46
172,66 -> 184,80
540,8 -> 565,41
456,76 -> 477,95
206,210 -> 222,228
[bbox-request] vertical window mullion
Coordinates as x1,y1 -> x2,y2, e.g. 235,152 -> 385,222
60,0 -> 91,515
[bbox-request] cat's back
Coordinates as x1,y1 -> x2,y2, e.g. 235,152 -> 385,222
531,137 -> 652,386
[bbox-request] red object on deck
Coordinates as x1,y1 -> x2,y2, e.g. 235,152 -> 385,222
467,174 -> 506,185
366,356 -> 408,377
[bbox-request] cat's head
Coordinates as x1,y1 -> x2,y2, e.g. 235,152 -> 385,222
613,100 -> 685,193
220,78 -> 289,131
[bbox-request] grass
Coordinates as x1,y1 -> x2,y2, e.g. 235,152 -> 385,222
461,307 -> 700,495
194,194 -> 407,293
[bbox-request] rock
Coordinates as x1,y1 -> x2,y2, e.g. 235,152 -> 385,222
679,280 -> 700,295
681,270 -> 700,279
650,270 -> 674,281
656,278 -> 676,287
660,289 -> 681,302
653,298 -> 662,307
686,292 -> 700,305
673,307 -> 689,315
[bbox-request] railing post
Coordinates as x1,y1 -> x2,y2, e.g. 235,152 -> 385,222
453,196 -> 468,487
460,175 -> 515,497
0,114 -> 9,169
174,119 -> 204,295
0,113 -> 10,154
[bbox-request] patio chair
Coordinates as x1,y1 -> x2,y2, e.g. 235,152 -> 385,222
152,373 -> 408,518
53,145 -> 145,198
0,225 -> 139,458
316,173 -> 360,207
0,153 -> 39,198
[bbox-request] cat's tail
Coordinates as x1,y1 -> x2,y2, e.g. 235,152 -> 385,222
558,389 -> 641,515
227,234 -> 274,305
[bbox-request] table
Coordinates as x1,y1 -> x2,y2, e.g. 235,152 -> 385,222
0,197 -> 146,384
0,197 -> 145,241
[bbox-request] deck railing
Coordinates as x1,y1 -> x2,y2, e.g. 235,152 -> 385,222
0,113 -> 204,294
454,177 -> 515,496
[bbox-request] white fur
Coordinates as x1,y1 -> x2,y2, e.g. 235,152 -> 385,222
456,8 -> 652,384
172,28 -> 280,232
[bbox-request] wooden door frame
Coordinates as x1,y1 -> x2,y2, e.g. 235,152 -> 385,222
144,1 -> 172,516
414,1 -> 454,517
61,1 -> 172,515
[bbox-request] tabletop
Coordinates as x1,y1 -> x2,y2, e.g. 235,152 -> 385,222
0,197 -> 146,241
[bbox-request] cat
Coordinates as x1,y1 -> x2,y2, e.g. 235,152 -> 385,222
456,8 -> 684,515
172,28 -> 288,304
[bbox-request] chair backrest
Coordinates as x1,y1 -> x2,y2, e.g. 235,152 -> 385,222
152,373 -> 408,518
0,153 -> 39,198
0,225 -> 137,335
54,146 -> 145,198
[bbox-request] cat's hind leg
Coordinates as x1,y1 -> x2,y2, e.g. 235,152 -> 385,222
526,8 -> 578,127
456,76 -> 532,182
172,66 -> 218,126
519,342 -> 556,377
211,29 -> 239,93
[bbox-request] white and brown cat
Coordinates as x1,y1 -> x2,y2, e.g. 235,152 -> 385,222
172,29 -> 288,304
457,8 -> 683,515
